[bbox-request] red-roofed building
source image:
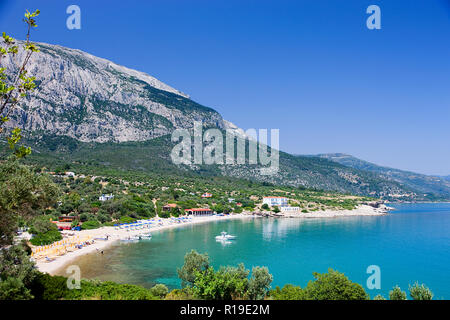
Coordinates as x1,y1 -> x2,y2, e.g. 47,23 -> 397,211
201,193 -> 212,198
185,208 -> 213,216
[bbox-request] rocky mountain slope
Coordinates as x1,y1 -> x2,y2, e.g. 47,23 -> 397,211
3,41 -> 226,142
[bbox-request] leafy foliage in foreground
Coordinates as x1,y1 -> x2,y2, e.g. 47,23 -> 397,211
179,250 -> 273,300
30,272 -> 160,300
269,269 -> 368,300
0,246 -> 436,301
0,157 -> 59,246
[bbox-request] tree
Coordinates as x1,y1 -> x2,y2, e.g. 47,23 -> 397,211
149,284 -> 169,299
0,243 -> 37,300
177,250 -> 210,288
409,282 -> 433,300
272,206 -> 280,213
261,203 -> 269,211
269,284 -> 307,300
1,10 -> 41,157
192,265 -> 249,300
303,269 -> 369,300
248,266 -> 273,300
28,216 -> 56,234
389,285 -> 407,300
0,158 -> 59,246
0,9 -> 40,125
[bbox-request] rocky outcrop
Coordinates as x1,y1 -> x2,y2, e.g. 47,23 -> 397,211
2,41 -> 225,142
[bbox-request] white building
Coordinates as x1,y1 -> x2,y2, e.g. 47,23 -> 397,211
280,206 -> 300,213
263,197 -> 288,207
99,194 -> 114,201
65,171 -> 76,177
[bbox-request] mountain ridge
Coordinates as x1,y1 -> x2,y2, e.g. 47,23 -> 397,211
315,153 -> 450,199
1,41 -> 449,201
3,40 -> 228,143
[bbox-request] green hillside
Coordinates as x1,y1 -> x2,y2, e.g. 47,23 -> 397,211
2,133 -> 444,202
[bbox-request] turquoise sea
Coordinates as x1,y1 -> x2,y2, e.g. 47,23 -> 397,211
66,203 -> 450,299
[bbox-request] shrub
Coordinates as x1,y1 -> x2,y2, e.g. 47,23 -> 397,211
165,288 -> 197,300
30,273 -> 69,300
119,216 -> 136,224
159,210 -> 170,218
192,266 -> 249,300
29,216 -> 57,235
0,245 -> 37,300
66,280 -> 157,300
177,250 -> 210,288
409,282 -> 433,300
389,286 -> 407,300
81,220 -> 101,230
150,284 -> 169,298
30,230 -> 62,246
269,284 -> 307,300
303,269 -> 369,300
248,266 -> 273,300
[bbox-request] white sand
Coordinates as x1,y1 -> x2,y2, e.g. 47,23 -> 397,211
278,204 -> 391,218
35,205 -> 389,275
35,214 -> 250,275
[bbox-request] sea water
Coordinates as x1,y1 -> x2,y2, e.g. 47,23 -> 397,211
63,203 -> 450,299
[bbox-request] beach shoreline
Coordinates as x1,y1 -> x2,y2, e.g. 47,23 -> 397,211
35,214 -> 252,275
35,205 -> 388,275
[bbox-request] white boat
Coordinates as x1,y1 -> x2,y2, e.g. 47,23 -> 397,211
215,231 -> 237,241
120,236 -> 140,242
138,233 -> 152,240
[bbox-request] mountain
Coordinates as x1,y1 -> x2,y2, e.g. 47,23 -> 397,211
316,153 -> 450,200
1,41 -> 447,201
9,133 -> 425,202
2,41 -> 227,142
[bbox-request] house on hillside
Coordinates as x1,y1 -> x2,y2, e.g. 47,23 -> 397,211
201,193 -> 212,198
163,203 -> 178,212
263,197 -> 288,207
99,194 -> 114,201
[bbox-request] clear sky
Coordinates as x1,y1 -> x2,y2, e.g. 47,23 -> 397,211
1,0 -> 449,175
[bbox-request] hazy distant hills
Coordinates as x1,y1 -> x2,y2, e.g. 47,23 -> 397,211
316,153 -> 450,200
2,42 -> 449,201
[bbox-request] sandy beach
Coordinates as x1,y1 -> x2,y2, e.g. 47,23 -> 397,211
276,204 -> 391,218
35,214 -> 251,275
34,205 -> 389,275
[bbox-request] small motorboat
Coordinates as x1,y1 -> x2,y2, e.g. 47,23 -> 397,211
138,233 -> 152,240
215,231 -> 237,241
120,236 -> 139,242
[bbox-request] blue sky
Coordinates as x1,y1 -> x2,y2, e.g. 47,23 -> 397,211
1,0 -> 449,175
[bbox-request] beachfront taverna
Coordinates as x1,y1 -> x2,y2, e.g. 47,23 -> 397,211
263,197 -> 288,207
185,208 -> 213,216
